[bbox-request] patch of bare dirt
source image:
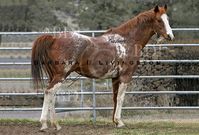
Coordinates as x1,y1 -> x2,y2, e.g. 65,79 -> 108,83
0,123 -> 113,135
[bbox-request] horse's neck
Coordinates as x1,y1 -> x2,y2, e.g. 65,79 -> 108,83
122,22 -> 155,59
127,25 -> 154,48
106,15 -> 155,57
112,20 -> 155,49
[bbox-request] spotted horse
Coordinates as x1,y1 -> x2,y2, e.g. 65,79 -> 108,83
31,5 -> 174,131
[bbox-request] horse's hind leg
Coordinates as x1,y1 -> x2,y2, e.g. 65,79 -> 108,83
49,83 -> 62,130
49,94 -> 61,130
40,75 -> 63,131
40,91 -> 51,131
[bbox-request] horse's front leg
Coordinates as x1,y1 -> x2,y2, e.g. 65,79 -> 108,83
112,78 -> 119,123
114,82 -> 127,127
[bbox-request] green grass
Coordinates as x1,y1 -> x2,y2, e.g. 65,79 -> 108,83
1,118 -> 199,135
113,121 -> 199,135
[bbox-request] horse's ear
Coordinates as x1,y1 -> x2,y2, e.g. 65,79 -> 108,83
154,5 -> 159,13
164,4 -> 167,11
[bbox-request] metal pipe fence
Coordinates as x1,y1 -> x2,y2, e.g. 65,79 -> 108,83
1,44 -> 199,51
2,59 -> 199,66
0,29 -> 199,121
1,107 -> 199,112
1,91 -> 199,96
0,28 -> 199,35
1,75 -> 199,81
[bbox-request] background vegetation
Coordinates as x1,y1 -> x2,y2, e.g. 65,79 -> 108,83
0,0 -> 199,31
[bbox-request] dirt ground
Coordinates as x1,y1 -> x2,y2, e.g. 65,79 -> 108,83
0,123 -> 113,135
1,120 -> 199,135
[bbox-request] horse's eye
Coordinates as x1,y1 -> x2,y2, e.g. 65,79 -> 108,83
157,19 -> 162,23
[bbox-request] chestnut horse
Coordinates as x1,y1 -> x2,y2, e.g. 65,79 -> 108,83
31,5 -> 174,131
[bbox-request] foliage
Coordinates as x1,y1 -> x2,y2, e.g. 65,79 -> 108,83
0,0 -> 198,31
77,0 -> 135,30
0,0 -> 64,31
170,0 -> 199,27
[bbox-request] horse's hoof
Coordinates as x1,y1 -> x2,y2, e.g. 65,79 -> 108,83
40,127 -> 48,132
40,123 -> 48,132
56,125 -> 62,131
114,119 -> 125,128
117,123 -> 125,128
52,123 -> 61,131
115,121 -> 125,128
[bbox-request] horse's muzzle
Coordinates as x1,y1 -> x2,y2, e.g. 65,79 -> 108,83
167,34 -> 174,41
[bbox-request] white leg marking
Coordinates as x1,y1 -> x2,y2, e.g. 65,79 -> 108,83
49,93 -> 61,130
40,93 -> 50,131
40,83 -> 62,131
114,83 -> 127,127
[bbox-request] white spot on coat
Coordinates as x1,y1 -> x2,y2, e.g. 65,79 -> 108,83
103,34 -> 126,58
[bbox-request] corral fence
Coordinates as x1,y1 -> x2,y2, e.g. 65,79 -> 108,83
0,28 -> 199,122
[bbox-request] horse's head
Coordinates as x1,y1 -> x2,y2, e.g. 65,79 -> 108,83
153,5 -> 174,41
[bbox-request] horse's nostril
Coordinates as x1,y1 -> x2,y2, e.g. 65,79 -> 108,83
167,34 -> 174,41
167,34 -> 171,40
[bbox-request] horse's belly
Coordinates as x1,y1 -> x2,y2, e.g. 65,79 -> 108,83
76,60 -> 119,79
99,68 -> 118,79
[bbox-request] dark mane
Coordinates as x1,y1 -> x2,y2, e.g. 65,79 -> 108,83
104,9 -> 155,36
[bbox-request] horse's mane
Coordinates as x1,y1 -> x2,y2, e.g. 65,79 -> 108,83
104,9 -> 155,36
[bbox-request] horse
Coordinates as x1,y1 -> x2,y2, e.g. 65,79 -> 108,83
31,5 -> 174,131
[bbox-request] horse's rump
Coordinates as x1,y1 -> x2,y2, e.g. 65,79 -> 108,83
31,35 -> 56,89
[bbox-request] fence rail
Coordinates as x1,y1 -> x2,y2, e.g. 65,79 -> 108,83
0,29 -> 199,121
1,106 -> 199,112
1,91 -> 199,96
1,44 -> 199,50
0,28 -> 199,35
1,59 -> 199,66
1,75 -> 199,81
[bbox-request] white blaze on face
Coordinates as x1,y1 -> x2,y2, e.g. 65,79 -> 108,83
161,14 -> 174,40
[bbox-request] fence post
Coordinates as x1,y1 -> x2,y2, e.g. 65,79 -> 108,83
91,32 -> 97,123
92,79 -> 96,123
106,79 -> 109,91
92,32 -> 95,37
80,80 -> 84,108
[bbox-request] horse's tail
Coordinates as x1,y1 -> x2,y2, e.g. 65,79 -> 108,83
31,35 -> 55,89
